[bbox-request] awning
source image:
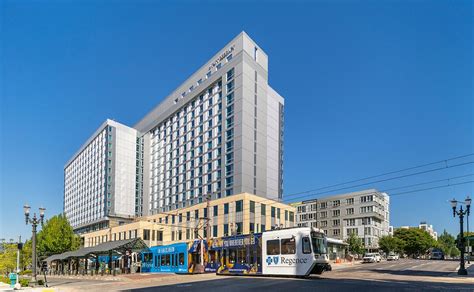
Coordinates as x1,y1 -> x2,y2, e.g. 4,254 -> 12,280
44,238 -> 148,262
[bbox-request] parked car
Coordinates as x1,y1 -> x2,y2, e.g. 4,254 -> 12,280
429,249 -> 445,260
387,252 -> 399,261
362,253 -> 381,263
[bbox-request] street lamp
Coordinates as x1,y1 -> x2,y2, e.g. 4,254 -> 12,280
24,204 -> 46,285
450,197 -> 471,275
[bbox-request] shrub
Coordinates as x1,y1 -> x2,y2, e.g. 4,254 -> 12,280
19,270 -> 32,275
37,279 -> 44,286
19,278 -> 29,287
0,276 -> 9,284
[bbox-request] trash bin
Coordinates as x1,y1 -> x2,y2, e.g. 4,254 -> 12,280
8,272 -> 17,288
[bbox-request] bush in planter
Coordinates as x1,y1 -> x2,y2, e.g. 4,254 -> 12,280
19,278 -> 29,287
37,279 -> 44,286
19,270 -> 32,275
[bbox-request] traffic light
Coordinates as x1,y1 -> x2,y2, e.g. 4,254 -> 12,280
17,243 -> 23,250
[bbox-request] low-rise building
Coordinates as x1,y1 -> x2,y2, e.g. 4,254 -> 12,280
398,222 -> 438,240
292,189 -> 390,249
81,192 -> 295,248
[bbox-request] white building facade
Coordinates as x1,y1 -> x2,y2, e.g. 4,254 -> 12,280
64,120 -> 138,233
293,189 -> 390,249
64,32 -> 285,231
134,32 -> 284,215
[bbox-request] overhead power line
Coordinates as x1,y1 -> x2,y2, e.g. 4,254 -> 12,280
284,153 -> 473,198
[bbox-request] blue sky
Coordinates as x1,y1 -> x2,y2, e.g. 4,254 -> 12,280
1,0 -> 472,241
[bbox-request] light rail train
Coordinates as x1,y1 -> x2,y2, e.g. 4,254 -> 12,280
141,227 -> 330,277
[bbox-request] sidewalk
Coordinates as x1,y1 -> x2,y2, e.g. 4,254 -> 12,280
330,260 -> 362,270
448,262 -> 474,278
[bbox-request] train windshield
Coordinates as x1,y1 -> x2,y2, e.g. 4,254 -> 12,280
311,231 -> 327,254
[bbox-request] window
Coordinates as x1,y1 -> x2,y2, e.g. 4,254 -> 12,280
261,224 -> 266,232
226,93 -> 234,104
346,208 -> 354,215
302,237 -> 312,254
333,219 -> 340,226
143,229 -> 150,240
320,202 -> 327,209
213,225 -> 218,237
224,203 -> 229,214
213,205 -> 218,216
250,201 -> 255,213
267,240 -> 280,255
236,222 -> 243,234
333,210 -> 340,217
271,207 -> 276,218
332,229 -> 340,236
179,253 -> 185,265
346,198 -> 354,205
236,200 -> 243,212
226,80 -> 234,92
346,219 -> 356,226
224,223 -> 229,236
360,195 -> 374,203
281,238 -> 296,254
250,223 -> 255,233
333,200 -> 340,207
226,68 -> 234,81
347,228 -> 358,236
261,204 -> 266,215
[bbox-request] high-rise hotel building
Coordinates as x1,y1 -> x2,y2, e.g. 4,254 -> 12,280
64,120 -> 138,233
64,32 -> 285,232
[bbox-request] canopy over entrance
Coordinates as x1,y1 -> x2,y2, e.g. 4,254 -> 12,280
44,238 -> 148,262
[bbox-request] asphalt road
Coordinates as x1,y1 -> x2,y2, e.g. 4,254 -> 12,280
130,259 -> 472,292
332,258 -> 460,277
44,259 -> 473,292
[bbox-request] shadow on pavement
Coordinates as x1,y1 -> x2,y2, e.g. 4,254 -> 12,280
367,269 -> 452,277
125,276 -> 474,292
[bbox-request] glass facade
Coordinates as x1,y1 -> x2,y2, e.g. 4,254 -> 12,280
149,76 -> 235,213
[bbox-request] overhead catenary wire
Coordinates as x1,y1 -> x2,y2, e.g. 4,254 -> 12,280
283,153 -> 473,197
140,174 -> 474,229
149,155 -> 474,220
133,154 -> 473,229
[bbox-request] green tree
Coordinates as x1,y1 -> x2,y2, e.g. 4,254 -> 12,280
394,228 -> 436,257
21,240 -> 32,270
36,214 -> 80,258
0,243 -> 18,274
437,230 -> 456,256
378,235 -> 404,254
346,232 -> 365,256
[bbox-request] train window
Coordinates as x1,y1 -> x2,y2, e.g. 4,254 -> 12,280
157,255 -> 161,266
143,252 -> 153,262
302,237 -> 312,254
161,255 -> 166,266
281,238 -> 296,254
179,253 -> 185,265
165,254 -> 170,266
266,239 -> 280,255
